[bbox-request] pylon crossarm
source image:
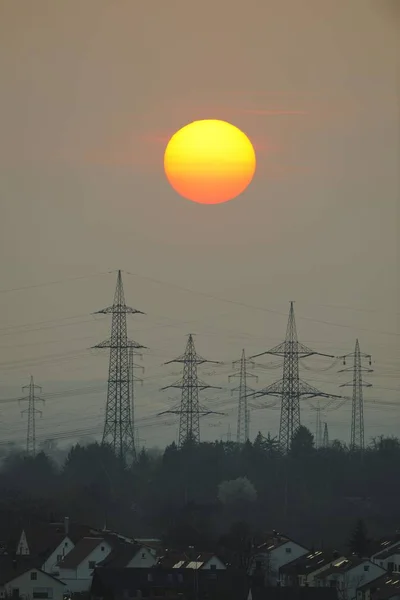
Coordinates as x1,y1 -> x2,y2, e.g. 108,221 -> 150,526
93,306 -> 145,315
93,339 -> 145,350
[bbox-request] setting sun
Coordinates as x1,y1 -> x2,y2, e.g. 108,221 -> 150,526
164,119 -> 256,205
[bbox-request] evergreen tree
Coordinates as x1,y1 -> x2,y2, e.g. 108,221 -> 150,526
349,519 -> 369,557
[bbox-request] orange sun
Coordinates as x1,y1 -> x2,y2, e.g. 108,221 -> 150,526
164,119 -> 256,205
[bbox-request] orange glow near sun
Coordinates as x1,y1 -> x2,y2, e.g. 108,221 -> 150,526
164,119 -> 256,205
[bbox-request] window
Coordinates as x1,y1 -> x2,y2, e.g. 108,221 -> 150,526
286,547 -> 292,554
12,589 -> 19,599
141,553 -> 146,559
388,562 -> 394,572
167,574 -> 173,583
89,561 -> 96,569
31,572 -> 38,580
177,575 -> 183,584
101,546 -> 105,551
364,565 -> 369,572
210,564 -> 216,571
147,573 -> 153,582
330,580 -> 338,588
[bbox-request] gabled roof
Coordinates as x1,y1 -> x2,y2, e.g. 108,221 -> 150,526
280,551 -> 341,576
358,572 -> 394,591
17,521 -> 101,560
357,573 -> 400,600
256,532 -> 306,553
315,557 -> 370,578
374,542 -> 400,561
370,535 -> 400,558
97,543 -> 141,568
157,551 -> 225,569
0,555 -> 65,586
57,537 -> 104,569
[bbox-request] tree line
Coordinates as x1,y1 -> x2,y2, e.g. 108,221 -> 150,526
0,426 -> 399,552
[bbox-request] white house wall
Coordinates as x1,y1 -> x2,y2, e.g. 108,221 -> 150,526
42,537 -> 75,575
126,547 -> 157,568
323,562 -> 385,600
59,541 -> 113,594
268,542 -> 309,584
374,553 -> 400,573
2,569 -> 65,600
202,557 -> 226,570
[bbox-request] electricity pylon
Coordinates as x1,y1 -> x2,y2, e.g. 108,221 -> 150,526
93,270 -> 146,465
20,376 -> 44,457
159,334 -> 222,447
229,349 -> 258,444
323,422 -> 329,447
249,302 -> 342,453
338,339 -> 372,452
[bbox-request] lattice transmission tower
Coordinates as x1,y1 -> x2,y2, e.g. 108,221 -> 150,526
323,422 -> 329,447
229,349 -> 258,444
338,339 -> 372,452
159,334 -> 222,447
93,270 -> 145,464
249,301 -> 342,453
20,376 -> 44,457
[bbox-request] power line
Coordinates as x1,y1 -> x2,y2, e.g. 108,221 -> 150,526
123,271 -> 399,338
0,271 -> 111,294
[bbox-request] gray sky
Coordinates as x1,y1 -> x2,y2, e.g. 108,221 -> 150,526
0,0 -> 398,450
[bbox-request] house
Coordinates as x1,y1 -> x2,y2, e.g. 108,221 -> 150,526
371,543 -> 400,574
0,554 -> 65,600
252,532 -> 309,585
370,536 -> 400,562
156,551 -> 226,570
98,542 -> 157,568
315,557 -> 386,600
15,518 -> 102,575
357,573 -> 400,600
91,566 -> 248,600
280,551 -> 347,587
57,537 -> 113,593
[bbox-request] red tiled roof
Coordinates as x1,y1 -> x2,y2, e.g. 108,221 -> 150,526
97,543 -> 141,568
0,555 -> 65,586
57,537 -> 104,569
18,521 -> 102,560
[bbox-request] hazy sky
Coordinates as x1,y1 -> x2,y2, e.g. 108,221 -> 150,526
0,0 -> 398,450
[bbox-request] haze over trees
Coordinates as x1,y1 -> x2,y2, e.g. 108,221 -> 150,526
0,428 -> 399,550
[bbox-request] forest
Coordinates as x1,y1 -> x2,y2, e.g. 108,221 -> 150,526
0,426 -> 399,553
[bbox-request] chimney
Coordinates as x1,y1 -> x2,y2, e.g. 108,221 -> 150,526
64,517 -> 69,537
